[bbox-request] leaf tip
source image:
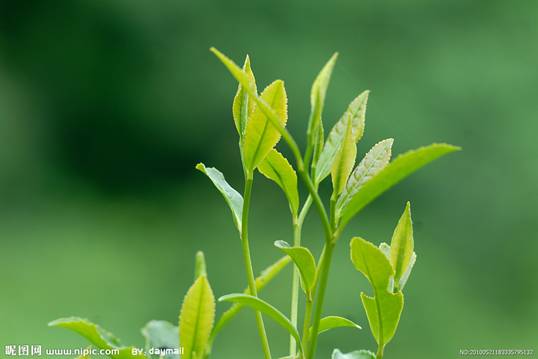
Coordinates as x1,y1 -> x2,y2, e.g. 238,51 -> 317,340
195,163 -> 205,172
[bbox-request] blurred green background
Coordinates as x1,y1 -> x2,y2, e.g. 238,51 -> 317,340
1,0 -> 537,358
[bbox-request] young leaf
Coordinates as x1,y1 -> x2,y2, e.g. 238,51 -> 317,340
258,149 -> 299,216
232,56 -> 257,138
196,163 -> 243,233
179,276 -> 216,359
350,237 -> 393,291
350,237 -> 404,346
340,143 -> 460,228
48,317 -> 144,358
306,53 -> 338,165
219,294 -> 303,354
194,251 -> 207,279
336,138 -> 393,218
315,91 -> 369,184
331,116 -> 357,196
142,320 -> 179,359
390,202 -> 414,291
309,315 -> 361,336
332,349 -> 376,359
243,80 -> 288,172
274,240 -> 316,294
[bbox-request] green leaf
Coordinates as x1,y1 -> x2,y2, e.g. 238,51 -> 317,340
274,240 -> 316,294
48,317 -> 144,359
232,55 -> 257,139
196,163 -> 243,233
332,349 -> 376,359
315,91 -> 369,184
361,290 -> 404,346
243,80 -> 288,172
390,202 -> 415,291
219,294 -> 303,354
141,320 -> 179,359
350,237 -> 404,346
339,143 -> 460,228
307,53 -> 338,165
331,116 -> 357,196
209,256 -> 291,347
336,138 -> 393,218
309,316 -> 361,336
258,149 -> 299,216
179,275 -> 215,359
350,237 -> 393,291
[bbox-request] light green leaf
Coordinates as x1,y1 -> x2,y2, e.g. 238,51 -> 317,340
315,91 -> 369,184
340,143 -> 460,228
141,320 -> 179,359
219,294 -> 303,354
332,349 -> 376,359
232,56 -> 256,138
194,251 -> 207,279
350,237 -> 404,346
196,163 -> 243,233
399,251 -> 416,290
390,202 -> 414,291
361,290 -> 404,346
331,116 -> 357,196
274,240 -> 316,294
258,149 -> 299,216
244,80 -> 288,172
336,138 -> 393,218
179,275 -> 215,359
309,316 -> 361,336
307,53 -> 338,165
350,237 -> 393,291
48,317 -> 144,359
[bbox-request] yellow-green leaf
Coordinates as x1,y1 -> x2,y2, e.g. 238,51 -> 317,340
340,143 -> 460,229
336,139 -> 393,219
258,149 -> 299,216
232,56 -> 257,139
331,116 -> 357,196
179,276 -> 215,359
315,91 -> 369,184
244,80 -> 288,172
307,53 -> 338,166
390,202 -> 415,291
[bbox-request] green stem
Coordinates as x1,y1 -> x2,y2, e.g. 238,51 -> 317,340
376,345 -> 384,359
300,296 -> 313,358
289,218 -> 301,358
241,175 -> 272,359
306,240 -> 336,359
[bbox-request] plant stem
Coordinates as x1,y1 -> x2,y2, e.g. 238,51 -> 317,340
300,296 -> 313,358
241,175 -> 272,359
289,218 -> 301,358
306,240 -> 336,359
376,345 -> 384,359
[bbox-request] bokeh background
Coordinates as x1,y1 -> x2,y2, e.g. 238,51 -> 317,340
1,1 -> 537,358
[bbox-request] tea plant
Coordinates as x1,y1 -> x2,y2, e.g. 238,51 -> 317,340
50,49 -> 459,359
